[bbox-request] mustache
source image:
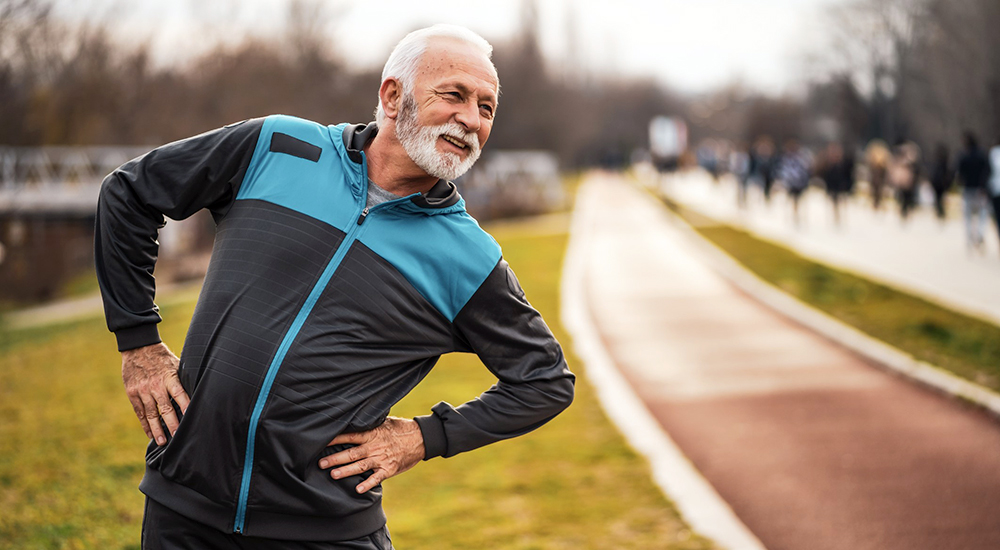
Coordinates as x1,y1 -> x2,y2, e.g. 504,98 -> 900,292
435,124 -> 480,152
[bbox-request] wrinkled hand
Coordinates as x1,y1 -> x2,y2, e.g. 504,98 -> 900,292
319,417 -> 425,494
121,342 -> 190,446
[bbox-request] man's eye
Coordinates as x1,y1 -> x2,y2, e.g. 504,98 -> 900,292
447,92 -> 462,100
480,105 -> 494,118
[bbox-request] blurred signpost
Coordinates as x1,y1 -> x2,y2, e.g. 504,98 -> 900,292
648,116 -> 688,172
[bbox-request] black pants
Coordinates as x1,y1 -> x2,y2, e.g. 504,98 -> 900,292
141,499 -> 393,550
992,194 -> 1000,246
898,188 -> 917,219
933,187 -> 947,219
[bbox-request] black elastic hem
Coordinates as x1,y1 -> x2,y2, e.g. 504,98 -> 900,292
139,468 -> 387,541
116,324 -> 162,351
414,411 -> 447,459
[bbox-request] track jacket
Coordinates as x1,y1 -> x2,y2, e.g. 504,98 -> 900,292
95,115 -> 575,540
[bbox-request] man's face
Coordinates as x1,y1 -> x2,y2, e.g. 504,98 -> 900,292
395,38 -> 498,181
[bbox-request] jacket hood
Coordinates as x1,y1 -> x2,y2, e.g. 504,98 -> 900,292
341,122 -> 462,211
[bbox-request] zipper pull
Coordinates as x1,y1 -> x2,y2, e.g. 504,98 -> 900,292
357,207 -> 370,225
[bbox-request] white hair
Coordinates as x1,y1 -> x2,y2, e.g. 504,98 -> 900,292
374,24 -> 496,125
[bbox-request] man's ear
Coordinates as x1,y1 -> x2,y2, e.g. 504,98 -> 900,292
379,78 -> 403,120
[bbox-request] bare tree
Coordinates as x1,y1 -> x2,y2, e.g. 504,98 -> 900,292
809,0 -> 1000,155
817,0 -> 928,142
0,0 -> 57,144
912,0 -> 1000,147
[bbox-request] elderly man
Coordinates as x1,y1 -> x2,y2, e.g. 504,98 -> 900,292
95,25 -> 574,549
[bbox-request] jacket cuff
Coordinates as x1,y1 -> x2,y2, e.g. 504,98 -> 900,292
414,412 -> 448,460
115,324 -> 162,352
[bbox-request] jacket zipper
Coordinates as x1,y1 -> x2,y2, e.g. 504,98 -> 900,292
232,172 -> 410,534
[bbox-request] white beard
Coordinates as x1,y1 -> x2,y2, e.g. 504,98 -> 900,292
395,93 -> 481,181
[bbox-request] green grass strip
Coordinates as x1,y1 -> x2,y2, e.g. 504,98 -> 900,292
660,196 -> 1000,393
0,218 -> 715,550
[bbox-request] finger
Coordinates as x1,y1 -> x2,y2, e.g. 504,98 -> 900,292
128,395 -> 154,440
152,389 -> 180,437
327,431 -> 367,447
140,393 -> 167,445
166,376 -> 191,415
330,459 -> 376,480
319,445 -> 368,469
356,470 -> 386,494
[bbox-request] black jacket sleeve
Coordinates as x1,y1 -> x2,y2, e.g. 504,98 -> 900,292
95,118 -> 264,351
414,259 -> 576,459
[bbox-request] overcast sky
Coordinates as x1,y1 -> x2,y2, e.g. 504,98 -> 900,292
56,0 -> 848,95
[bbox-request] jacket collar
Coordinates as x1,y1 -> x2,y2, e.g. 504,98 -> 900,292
342,122 -> 377,163
341,122 -> 461,210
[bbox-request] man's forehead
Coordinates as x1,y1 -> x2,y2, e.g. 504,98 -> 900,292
418,38 -> 499,92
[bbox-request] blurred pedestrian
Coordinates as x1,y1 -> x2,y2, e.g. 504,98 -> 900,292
732,144 -> 751,209
988,136 -> 1000,254
864,140 -> 890,211
957,131 -> 991,252
888,139 -> 921,222
697,140 -> 722,182
929,143 -> 954,221
820,142 -> 855,228
750,136 -> 777,204
778,139 -> 812,227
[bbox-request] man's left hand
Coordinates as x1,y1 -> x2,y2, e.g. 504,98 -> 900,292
319,417 -> 425,494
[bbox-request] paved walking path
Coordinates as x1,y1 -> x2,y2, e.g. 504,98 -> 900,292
650,169 -> 1000,325
2,281 -> 202,330
573,173 -> 1000,550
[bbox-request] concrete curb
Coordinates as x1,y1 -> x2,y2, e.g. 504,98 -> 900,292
647,183 -> 1000,421
560,182 -> 767,550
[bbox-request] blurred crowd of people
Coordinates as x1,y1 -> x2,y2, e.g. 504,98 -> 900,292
695,133 -> 1000,255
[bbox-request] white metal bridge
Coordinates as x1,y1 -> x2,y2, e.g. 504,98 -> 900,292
0,146 -> 150,214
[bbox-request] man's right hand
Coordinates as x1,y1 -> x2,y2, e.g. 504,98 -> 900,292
121,342 -> 190,446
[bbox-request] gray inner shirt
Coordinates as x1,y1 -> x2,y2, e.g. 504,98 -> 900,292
366,180 -> 403,209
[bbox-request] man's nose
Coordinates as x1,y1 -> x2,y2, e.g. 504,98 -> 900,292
454,101 -> 481,133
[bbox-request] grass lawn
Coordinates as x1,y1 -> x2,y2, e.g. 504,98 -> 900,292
660,196 -> 1000,393
0,217 -> 714,550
